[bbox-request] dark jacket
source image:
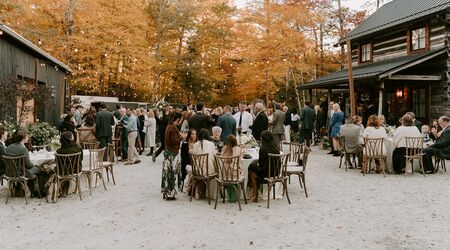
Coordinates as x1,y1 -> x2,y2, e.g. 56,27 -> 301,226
429,126 -> 450,159
414,120 -> 423,132
165,124 -> 183,155
96,110 -> 115,138
0,142 -> 5,175
284,111 -> 292,126
300,106 -> 316,130
217,113 -> 236,141
56,144 -> 83,173
188,112 -> 215,133
256,145 -> 280,178
251,111 -> 268,141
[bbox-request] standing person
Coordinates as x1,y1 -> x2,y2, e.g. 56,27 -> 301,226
283,106 -> 292,143
161,112 -> 183,200
145,109 -> 157,156
153,106 -> 170,162
250,102 -> 269,141
0,126 -> 8,176
233,102 -> 253,135
300,101 -> 316,147
136,108 -> 146,155
392,114 -> 421,174
216,105 -> 236,142
188,102 -> 215,133
423,116 -> 450,174
326,101 -> 335,154
313,105 -> 324,145
290,108 -> 300,133
74,105 -> 83,127
123,108 -> 140,165
330,103 -> 345,156
118,108 -> 129,161
95,103 -> 115,150
113,104 -> 122,121
270,103 -> 285,148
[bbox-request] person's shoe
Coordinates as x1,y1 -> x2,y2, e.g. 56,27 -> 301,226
327,151 -> 334,155
348,165 -> 355,169
146,152 -> 152,156
332,152 -> 340,157
134,160 -> 141,164
152,153 -> 156,162
139,151 -> 143,155
124,162 -> 134,165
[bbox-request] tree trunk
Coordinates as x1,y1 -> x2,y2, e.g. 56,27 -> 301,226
65,0 -> 75,36
337,0 -> 345,68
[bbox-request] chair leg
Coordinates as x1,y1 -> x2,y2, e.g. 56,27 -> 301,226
344,154 -> 348,172
206,179 -> 210,205
77,177 -> 82,201
87,173 -> 92,195
381,159 -> 386,177
420,158 -> 425,176
283,180 -> 291,204
189,180 -> 194,202
301,174 -> 308,198
237,184 -> 242,211
53,180 -> 59,203
110,167 -> 116,185
267,184 -> 271,209
272,184 -> 276,200
99,171 -> 107,191
339,153 -> 343,168
241,182 -> 247,204
35,178 -> 42,199
106,168 -> 110,183
23,181 -> 29,205
288,175 -> 290,184
222,185 -> 226,204
214,183 -> 219,210
5,181 -> 11,204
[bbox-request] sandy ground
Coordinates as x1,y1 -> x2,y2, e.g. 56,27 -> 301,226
1,146 -> 449,250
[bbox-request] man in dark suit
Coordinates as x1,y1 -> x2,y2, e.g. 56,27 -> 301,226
188,102 -> 215,133
423,116 -> 450,173
217,105 -> 236,142
96,103 -> 115,150
250,102 -> 268,141
300,101 -> 316,147
0,126 -> 7,176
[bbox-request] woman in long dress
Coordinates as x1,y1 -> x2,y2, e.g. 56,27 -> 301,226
161,112 -> 183,200
145,109 -> 157,156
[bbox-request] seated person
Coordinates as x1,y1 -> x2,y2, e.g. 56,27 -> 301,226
5,129 -> 42,196
220,134 -> 243,180
248,130 -> 280,202
392,114 -> 421,174
191,129 -> 216,199
56,131 -> 83,195
423,116 -> 450,174
78,115 -> 96,143
0,126 -> 8,176
421,125 -> 436,142
211,126 -> 223,153
362,115 -> 388,173
338,116 -> 363,169
180,129 -> 196,191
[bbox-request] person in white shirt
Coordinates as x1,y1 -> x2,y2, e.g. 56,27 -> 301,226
392,114 -> 421,174
191,129 -> 216,199
362,115 -> 388,173
233,102 -> 253,135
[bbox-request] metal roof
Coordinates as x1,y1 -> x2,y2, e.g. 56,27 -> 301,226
0,23 -> 71,73
340,0 -> 450,43
300,47 -> 448,90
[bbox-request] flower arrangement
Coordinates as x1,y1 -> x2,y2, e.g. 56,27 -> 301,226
238,134 -> 258,148
385,125 -> 396,137
0,120 -> 19,137
26,122 -> 59,146
46,135 -> 61,151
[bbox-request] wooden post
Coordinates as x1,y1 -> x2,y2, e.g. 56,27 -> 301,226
328,88 -> 332,103
346,39 -> 356,117
378,81 -> 384,115
308,89 -> 313,103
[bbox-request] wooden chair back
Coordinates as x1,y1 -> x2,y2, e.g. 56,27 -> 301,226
78,128 -> 96,143
82,141 -> 100,150
189,153 -> 210,177
363,138 -> 385,158
405,136 -> 424,157
288,142 -> 303,164
267,153 -> 290,180
86,148 -> 106,170
54,152 -> 82,176
301,146 -> 311,171
3,155 -> 26,179
214,155 -> 241,182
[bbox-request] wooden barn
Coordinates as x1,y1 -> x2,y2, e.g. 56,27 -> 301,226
301,0 -> 450,125
0,23 -> 70,125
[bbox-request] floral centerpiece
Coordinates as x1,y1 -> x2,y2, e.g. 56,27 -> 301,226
238,133 -> 258,148
385,125 -> 396,138
46,135 -> 61,151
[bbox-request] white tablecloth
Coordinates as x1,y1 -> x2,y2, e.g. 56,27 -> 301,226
30,150 -> 93,171
385,138 -> 423,173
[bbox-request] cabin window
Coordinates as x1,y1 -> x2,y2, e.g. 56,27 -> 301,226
411,88 -> 426,118
410,27 -> 426,51
359,43 -> 371,63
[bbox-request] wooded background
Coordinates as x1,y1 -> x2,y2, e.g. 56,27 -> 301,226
0,0 -> 373,106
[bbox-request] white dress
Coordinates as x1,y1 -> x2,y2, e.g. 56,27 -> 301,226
144,118 -> 156,147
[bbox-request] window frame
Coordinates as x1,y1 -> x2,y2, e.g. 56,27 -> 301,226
358,42 -> 373,64
407,24 -> 429,54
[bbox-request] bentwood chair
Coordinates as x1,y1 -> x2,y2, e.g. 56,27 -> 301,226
78,128 -> 97,144
434,155 -> 447,173
189,152 -> 217,205
338,136 -> 358,172
82,141 -> 100,150
362,138 -> 387,177
213,155 -> 247,211
404,136 -> 425,176
112,126 -> 123,160
101,143 -> 117,185
3,155 -> 41,204
263,152 -> 290,209
285,142 -> 303,183
82,148 -> 107,195
53,152 -> 83,203
285,146 -> 311,198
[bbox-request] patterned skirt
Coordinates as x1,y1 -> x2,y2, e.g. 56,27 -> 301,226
161,150 -> 180,198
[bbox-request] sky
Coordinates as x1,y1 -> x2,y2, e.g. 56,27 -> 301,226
234,0 -> 364,11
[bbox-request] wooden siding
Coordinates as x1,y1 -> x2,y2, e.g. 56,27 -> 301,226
0,35 -> 66,125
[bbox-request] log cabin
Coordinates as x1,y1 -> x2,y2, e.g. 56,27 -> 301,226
0,23 -> 71,125
301,0 -> 450,125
